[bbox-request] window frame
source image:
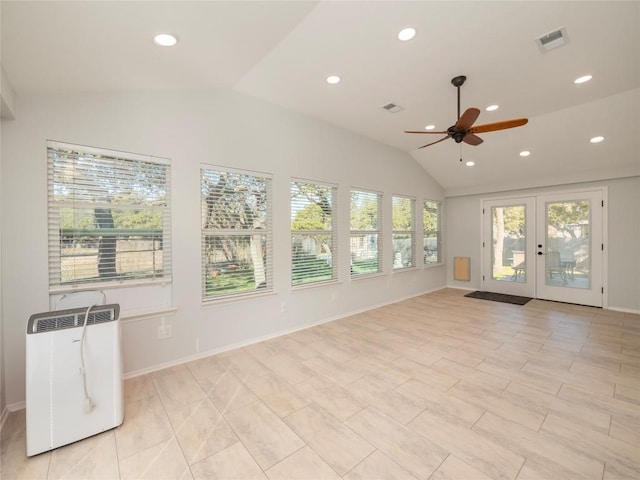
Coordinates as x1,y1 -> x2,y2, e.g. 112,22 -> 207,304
291,179 -> 338,287
392,194 -> 416,271
47,141 -> 172,293
350,188 -> 383,278
200,165 -> 273,302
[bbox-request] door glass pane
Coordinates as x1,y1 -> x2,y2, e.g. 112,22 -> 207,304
545,200 -> 590,289
491,205 -> 526,283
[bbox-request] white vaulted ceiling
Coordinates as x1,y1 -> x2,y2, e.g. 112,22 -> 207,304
2,1 -> 639,194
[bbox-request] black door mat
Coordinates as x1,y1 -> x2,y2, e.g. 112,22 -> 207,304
464,291 -> 532,305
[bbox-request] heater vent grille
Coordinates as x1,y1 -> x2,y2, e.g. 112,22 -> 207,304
382,103 -> 404,113
536,26 -> 569,52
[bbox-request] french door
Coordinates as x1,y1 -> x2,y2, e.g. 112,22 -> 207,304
482,190 -> 604,307
482,197 -> 536,297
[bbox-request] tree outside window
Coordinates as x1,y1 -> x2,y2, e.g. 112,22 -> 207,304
350,189 -> 382,276
291,180 -> 337,285
201,167 -> 272,299
392,195 -> 415,269
47,142 -> 171,291
423,200 -> 442,265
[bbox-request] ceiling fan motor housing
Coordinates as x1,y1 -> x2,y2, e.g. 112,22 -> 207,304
447,126 -> 466,143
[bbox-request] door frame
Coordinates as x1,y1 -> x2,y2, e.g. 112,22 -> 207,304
480,187 -> 608,307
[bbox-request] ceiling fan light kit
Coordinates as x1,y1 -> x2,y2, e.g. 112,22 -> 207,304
405,75 -> 528,151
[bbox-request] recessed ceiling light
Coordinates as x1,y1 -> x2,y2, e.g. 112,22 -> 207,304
153,33 -> 178,47
486,105 -> 499,112
398,27 -> 416,41
424,125 -> 435,130
326,75 -> 341,85
574,75 -> 592,84
519,150 -> 531,157
590,136 -> 604,143
465,161 -> 475,167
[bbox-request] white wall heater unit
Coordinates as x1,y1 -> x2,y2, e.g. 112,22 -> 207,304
26,304 -> 124,457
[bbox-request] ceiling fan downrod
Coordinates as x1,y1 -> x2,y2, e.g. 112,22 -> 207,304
451,75 -> 466,120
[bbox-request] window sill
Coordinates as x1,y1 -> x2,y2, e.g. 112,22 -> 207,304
392,266 -> 419,274
350,272 -> 386,282
292,279 -> 341,292
423,262 -> 445,269
49,278 -> 172,294
120,306 -> 177,323
201,289 -> 277,308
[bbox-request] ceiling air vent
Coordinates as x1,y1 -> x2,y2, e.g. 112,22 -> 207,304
381,103 -> 404,113
536,26 -> 569,52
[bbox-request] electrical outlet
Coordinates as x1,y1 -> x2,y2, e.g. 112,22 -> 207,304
158,325 -> 172,339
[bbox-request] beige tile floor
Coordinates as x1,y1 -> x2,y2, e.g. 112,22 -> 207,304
2,288 -> 639,479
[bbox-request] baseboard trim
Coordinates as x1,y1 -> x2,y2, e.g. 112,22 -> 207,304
0,400 -> 26,425
446,284 -> 477,292
5,285 -> 451,402
7,400 -> 26,412
608,306 -> 640,315
125,285 -> 446,380
0,406 -> 8,432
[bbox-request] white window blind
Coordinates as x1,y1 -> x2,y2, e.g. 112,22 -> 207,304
423,200 -> 442,265
47,141 -> 172,292
291,180 -> 337,286
392,195 -> 415,270
350,189 -> 383,277
201,166 -> 272,300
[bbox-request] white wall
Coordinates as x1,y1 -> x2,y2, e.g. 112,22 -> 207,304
0,89 -> 446,407
446,176 -> 640,312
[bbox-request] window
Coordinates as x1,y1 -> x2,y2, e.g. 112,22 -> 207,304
350,189 -> 382,277
291,180 -> 337,286
47,141 -> 171,292
392,195 -> 415,269
201,166 -> 272,300
423,200 -> 442,265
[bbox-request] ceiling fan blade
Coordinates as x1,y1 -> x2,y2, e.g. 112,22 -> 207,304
463,133 -> 483,146
455,107 -> 481,130
418,136 -> 449,149
404,130 -> 448,134
469,118 -> 528,134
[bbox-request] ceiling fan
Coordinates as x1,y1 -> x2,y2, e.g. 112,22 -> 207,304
405,75 -> 528,149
